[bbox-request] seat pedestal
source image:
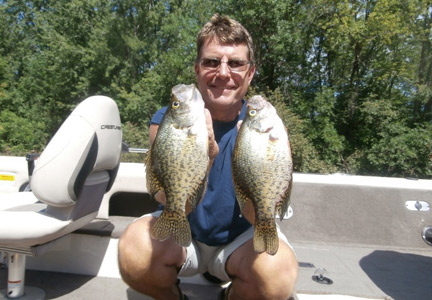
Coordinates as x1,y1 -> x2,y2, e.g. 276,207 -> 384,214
0,253 -> 45,299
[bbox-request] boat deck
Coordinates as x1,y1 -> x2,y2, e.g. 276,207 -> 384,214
1,169 -> 431,300
2,239 -> 430,299
0,268 -> 223,300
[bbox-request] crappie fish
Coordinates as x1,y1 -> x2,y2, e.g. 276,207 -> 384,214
145,84 -> 209,247
232,95 -> 293,255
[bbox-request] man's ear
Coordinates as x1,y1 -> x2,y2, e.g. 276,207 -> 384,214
194,62 -> 200,77
247,64 -> 256,84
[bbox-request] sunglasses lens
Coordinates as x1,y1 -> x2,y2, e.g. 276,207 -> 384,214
228,60 -> 248,71
201,58 -> 220,69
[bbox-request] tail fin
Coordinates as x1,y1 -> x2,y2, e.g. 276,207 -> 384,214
253,220 -> 279,255
150,209 -> 191,247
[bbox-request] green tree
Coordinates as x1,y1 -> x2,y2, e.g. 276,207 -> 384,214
0,110 -> 47,154
0,0 -> 430,177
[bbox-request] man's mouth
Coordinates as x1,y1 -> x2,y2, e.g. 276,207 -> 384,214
209,84 -> 236,90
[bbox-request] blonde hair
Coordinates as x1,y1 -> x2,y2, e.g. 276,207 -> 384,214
196,14 -> 255,64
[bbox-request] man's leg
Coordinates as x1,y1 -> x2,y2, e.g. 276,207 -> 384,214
225,239 -> 298,300
118,216 -> 187,300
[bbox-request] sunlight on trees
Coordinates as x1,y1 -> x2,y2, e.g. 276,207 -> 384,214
0,0 -> 430,178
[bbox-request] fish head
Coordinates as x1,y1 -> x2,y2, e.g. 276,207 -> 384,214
168,84 -> 204,128
245,95 -> 277,132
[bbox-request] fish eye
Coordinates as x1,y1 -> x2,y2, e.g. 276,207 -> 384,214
249,109 -> 257,117
172,101 -> 180,109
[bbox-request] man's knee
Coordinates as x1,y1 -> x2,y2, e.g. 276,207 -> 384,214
228,241 -> 298,300
117,216 -> 187,293
250,256 -> 296,299
118,218 -> 154,290
262,243 -> 297,297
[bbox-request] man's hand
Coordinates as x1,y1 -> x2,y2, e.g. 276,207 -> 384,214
205,108 -> 219,162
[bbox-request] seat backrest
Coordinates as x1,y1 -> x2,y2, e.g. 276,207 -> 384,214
31,96 -> 122,220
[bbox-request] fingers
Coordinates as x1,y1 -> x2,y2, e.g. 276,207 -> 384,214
236,120 -> 243,131
205,108 -> 219,160
154,190 -> 167,206
155,190 -> 192,215
149,124 -> 159,145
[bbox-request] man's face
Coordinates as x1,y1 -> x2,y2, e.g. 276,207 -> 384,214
195,38 -> 255,117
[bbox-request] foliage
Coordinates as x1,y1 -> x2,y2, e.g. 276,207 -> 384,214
0,0 -> 431,178
0,110 -> 47,154
248,86 -> 336,173
121,121 -> 150,162
364,123 -> 432,178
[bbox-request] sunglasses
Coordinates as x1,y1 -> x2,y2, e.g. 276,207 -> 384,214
199,58 -> 252,72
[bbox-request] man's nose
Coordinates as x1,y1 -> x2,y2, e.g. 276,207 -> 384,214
217,61 -> 230,78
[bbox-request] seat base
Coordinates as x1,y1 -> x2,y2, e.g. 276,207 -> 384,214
0,286 -> 45,299
0,253 -> 46,299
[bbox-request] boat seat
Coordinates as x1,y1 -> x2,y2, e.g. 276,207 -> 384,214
0,96 -> 122,299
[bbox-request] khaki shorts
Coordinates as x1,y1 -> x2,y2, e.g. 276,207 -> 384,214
139,211 -> 292,282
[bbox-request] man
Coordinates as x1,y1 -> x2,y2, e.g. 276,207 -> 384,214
118,14 -> 298,300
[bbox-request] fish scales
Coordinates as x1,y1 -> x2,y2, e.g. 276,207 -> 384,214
232,95 -> 293,255
146,84 -> 209,247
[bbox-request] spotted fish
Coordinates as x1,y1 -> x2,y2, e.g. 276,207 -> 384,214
232,95 -> 293,255
145,84 -> 209,247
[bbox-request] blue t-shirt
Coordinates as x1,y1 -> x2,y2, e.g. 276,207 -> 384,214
149,101 -> 251,246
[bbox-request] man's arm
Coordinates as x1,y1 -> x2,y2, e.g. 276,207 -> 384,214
205,108 -> 219,168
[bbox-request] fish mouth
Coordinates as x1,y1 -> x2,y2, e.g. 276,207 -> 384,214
172,84 -> 201,103
191,85 -> 203,103
247,95 -> 268,110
